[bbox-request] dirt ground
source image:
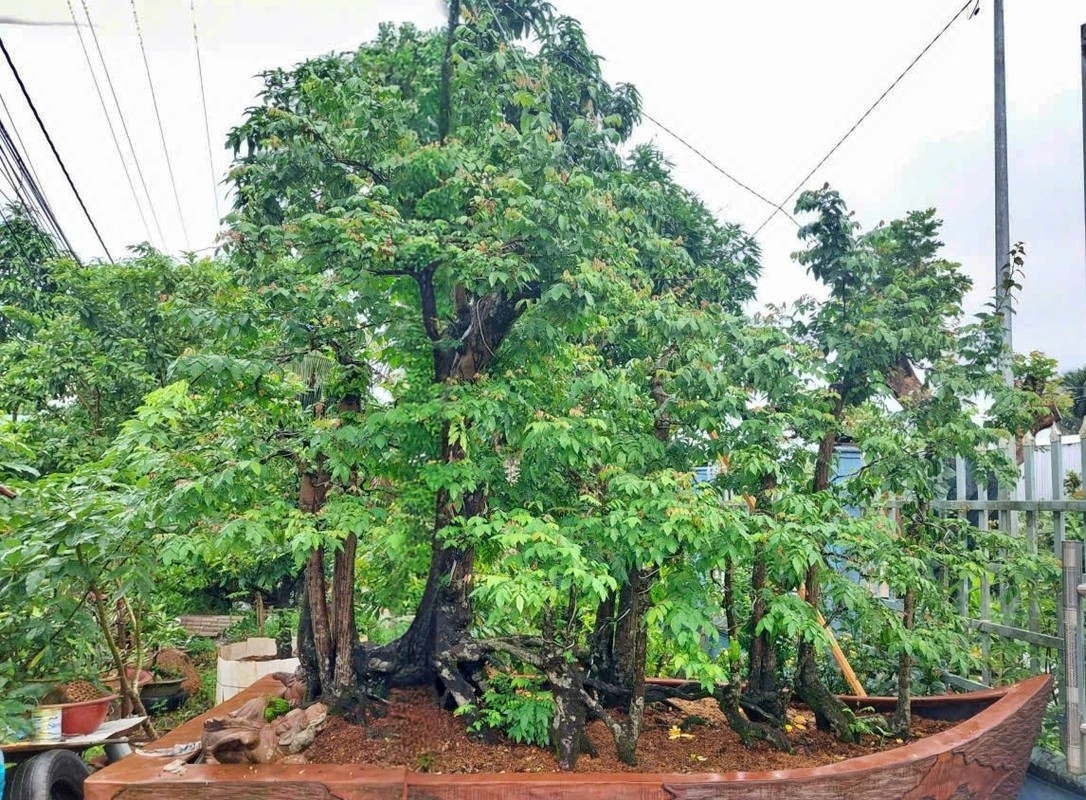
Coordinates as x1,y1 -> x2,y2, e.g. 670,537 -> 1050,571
305,687 -> 955,774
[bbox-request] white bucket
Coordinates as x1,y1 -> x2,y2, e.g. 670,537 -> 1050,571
30,706 -> 62,742
216,637 -> 299,704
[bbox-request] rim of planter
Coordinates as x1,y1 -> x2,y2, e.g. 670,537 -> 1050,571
83,672 -> 1052,800
39,694 -> 119,711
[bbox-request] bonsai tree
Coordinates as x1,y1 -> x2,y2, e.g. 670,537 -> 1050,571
217,0 -> 758,726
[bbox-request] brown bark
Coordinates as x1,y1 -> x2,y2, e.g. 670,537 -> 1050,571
587,591 -> 616,683
744,473 -> 786,724
304,547 -> 333,694
891,584 -> 917,736
331,532 -> 357,694
746,539 -> 784,723
886,357 -> 927,403
81,558 -> 154,739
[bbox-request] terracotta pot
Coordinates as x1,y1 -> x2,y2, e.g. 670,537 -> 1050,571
83,673 -> 1052,800
44,694 -> 118,736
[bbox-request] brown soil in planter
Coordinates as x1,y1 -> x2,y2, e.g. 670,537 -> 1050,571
306,688 -> 956,774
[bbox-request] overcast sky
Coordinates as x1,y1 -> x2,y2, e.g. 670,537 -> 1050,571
0,1 -> 1083,368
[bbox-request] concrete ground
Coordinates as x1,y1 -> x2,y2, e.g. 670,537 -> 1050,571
1018,773 -> 1082,799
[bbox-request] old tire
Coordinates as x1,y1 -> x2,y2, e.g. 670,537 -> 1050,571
5,751 -> 89,800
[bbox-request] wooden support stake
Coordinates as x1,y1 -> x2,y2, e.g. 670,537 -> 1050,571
799,584 -> 866,697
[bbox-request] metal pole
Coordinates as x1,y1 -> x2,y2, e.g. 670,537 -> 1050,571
994,0 -> 1012,381
1062,540 -> 1083,774
1080,24 -> 1085,295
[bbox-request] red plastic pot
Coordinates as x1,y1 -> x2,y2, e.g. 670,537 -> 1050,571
54,694 -> 118,736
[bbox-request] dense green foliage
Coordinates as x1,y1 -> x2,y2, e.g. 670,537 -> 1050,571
0,1 -> 1060,764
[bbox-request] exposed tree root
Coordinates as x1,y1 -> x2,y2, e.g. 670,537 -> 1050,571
718,684 -> 791,752
795,643 -> 861,744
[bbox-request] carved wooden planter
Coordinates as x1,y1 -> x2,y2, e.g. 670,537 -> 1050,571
85,672 -> 1051,800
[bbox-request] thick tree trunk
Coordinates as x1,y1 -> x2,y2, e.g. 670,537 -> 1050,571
349,285 -> 534,707
368,286 -> 530,689
746,540 -> 785,724
795,394 -> 860,742
891,584 -> 916,736
744,472 -> 787,724
393,486 -> 481,687
331,533 -> 357,694
548,658 -> 591,770
587,591 -> 616,685
304,547 -> 333,693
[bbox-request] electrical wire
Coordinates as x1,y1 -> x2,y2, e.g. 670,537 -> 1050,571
81,0 -> 167,249
641,111 -> 798,227
752,0 -> 979,237
0,74 -> 75,249
129,0 -> 190,248
0,39 -> 97,258
0,90 -> 44,199
190,0 -> 220,221
489,0 -> 789,229
65,0 -> 154,246
0,122 -> 75,254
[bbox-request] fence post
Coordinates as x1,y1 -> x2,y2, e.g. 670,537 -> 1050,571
998,438 -> 1016,623
979,472 -> 992,686
1062,539 -> 1083,774
957,456 -> 969,618
1023,433 -> 1039,671
1052,426 -> 1065,558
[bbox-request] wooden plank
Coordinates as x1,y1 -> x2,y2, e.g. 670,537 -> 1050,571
886,499 -> 1086,512
968,619 -> 1063,651
944,672 -> 991,691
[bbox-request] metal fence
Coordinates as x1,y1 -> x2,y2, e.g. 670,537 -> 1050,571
915,431 -> 1086,775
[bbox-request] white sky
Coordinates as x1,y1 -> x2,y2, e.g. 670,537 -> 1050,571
0,0 -> 1083,368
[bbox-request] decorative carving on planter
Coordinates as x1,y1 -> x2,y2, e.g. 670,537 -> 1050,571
86,673 -> 1052,800
201,673 -> 326,765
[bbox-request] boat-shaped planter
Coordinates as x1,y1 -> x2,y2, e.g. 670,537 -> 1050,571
86,672 -> 1052,800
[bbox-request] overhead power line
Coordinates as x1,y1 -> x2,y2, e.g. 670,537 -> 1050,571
129,0 -> 190,248
752,0 -> 980,237
0,91 -> 44,196
0,69 -> 79,252
65,0 -> 154,246
81,0 -> 167,249
0,35 -> 111,261
190,0 -> 221,221
484,0 -> 788,231
0,115 -> 72,252
641,112 -> 799,227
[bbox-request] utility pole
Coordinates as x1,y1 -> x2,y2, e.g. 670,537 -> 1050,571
994,0 -> 1012,382
1080,23 -> 1085,293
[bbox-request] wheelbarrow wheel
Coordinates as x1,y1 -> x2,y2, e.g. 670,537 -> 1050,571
5,751 -> 90,800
